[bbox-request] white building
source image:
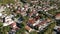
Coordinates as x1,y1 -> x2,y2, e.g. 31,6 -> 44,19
3,16 -> 14,26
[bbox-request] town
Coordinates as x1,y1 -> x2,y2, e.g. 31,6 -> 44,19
0,0 -> 60,34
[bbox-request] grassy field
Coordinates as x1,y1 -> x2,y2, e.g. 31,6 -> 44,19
0,0 -> 15,4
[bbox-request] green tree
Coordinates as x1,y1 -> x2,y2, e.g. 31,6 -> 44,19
0,22 -> 3,27
30,31 -> 38,34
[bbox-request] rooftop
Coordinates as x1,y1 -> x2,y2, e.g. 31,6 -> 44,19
55,13 -> 60,20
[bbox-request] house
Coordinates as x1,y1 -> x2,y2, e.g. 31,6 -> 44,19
24,4 -> 29,12
54,26 -> 60,34
28,18 -> 35,24
38,21 -> 47,30
25,25 -> 34,32
31,0 -> 38,5
55,13 -> 60,25
32,9 -> 37,14
56,28 -> 60,34
0,12 -> 5,17
3,16 -> 14,26
41,18 -> 51,28
34,20 -> 49,30
0,6 -> 5,12
33,19 -> 40,26
0,13 -> 7,22
54,26 -> 60,30
20,11 -> 27,16
9,14 -> 15,19
35,22 -> 43,30
6,4 -> 10,8
46,18 -> 51,22
27,16 -> 40,28
16,10 -> 21,14
0,13 -> 2,17
28,8 -> 37,17
4,16 -> 20,29
10,22 -> 19,30
35,16 -> 40,21
55,13 -> 60,20
36,13 -> 39,16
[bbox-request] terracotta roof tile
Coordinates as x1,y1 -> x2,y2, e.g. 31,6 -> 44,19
36,20 -> 46,27
55,13 -> 60,17
25,26 -> 31,31
55,13 -> 60,19
28,18 -> 35,24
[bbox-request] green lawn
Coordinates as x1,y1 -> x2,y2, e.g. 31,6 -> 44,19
0,0 -> 15,4
0,22 -> 3,27
44,21 -> 56,34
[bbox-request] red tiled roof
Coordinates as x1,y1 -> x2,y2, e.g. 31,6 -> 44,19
46,18 -> 51,22
55,13 -> 60,17
36,20 -> 46,27
25,25 -> 31,31
16,10 -> 20,13
10,22 -> 19,30
11,22 -> 16,26
28,18 -> 35,24
10,22 -> 17,28
55,13 -> 60,19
